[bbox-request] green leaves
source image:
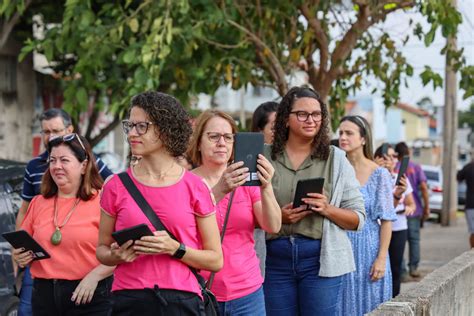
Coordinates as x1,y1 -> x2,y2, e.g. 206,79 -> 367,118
420,66 -> 443,90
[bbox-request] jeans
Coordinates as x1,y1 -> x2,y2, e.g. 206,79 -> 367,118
407,217 -> 421,270
264,236 -> 343,316
18,266 -> 33,316
32,276 -> 112,316
389,230 -> 408,297
112,287 -> 205,316
218,286 -> 265,316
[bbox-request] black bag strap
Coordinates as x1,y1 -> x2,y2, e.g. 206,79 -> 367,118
117,172 -> 208,289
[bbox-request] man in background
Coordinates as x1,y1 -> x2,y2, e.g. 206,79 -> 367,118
457,153 -> 474,248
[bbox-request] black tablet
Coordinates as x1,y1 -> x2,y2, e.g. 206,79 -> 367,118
112,223 -> 154,246
234,132 -> 264,186
2,230 -> 50,260
396,156 -> 410,185
293,178 -> 325,209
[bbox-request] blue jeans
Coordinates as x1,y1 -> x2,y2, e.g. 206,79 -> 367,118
407,217 -> 421,270
18,266 -> 33,316
217,286 -> 265,316
264,236 -> 343,316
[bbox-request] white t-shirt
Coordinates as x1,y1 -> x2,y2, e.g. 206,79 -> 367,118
392,174 -> 413,232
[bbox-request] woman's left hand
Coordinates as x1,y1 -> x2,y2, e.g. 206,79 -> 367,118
134,231 -> 180,256
302,193 -> 331,217
370,257 -> 386,281
256,154 -> 274,189
71,273 -> 100,305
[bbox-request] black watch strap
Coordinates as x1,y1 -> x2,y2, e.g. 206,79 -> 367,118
173,243 -> 186,259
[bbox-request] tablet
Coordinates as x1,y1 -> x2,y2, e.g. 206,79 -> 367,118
292,178 -> 325,209
2,230 -> 50,260
111,223 -> 154,246
234,132 -> 264,186
396,156 -> 410,185
381,143 -> 389,156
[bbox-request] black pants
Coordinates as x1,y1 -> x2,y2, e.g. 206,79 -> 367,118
32,276 -> 113,316
389,229 -> 408,297
111,286 -> 205,316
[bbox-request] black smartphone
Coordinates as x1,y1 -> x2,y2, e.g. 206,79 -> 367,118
292,178 -> 325,209
111,224 -> 154,246
381,143 -> 389,156
2,230 -> 51,260
234,132 -> 264,186
395,156 -> 410,185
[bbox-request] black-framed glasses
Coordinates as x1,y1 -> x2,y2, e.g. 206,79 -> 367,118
40,128 -> 67,136
48,133 -> 87,157
206,132 -> 235,143
290,111 -> 323,122
122,120 -> 154,136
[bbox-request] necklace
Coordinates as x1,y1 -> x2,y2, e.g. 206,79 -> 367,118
51,196 -> 81,246
135,162 -> 176,180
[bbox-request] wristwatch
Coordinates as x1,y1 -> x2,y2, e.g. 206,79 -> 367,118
172,243 -> 186,259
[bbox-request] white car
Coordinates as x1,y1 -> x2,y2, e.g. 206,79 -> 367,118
421,165 -> 443,216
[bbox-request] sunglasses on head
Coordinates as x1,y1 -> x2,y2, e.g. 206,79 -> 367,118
48,133 -> 87,157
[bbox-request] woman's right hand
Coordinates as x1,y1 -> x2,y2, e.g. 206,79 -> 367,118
109,241 -> 137,263
213,161 -> 249,202
394,175 -> 408,198
12,248 -> 33,268
281,203 -> 311,224
375,156 -> 391,170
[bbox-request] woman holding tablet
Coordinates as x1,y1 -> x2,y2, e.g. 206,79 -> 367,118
337,116 -> 397,315
12,134 -> 113,315
187,109 -> 281,315
263,86 -> 365,316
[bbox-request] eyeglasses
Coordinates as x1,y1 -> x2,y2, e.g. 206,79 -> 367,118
206,132 -> 235,143
40,128 -> 67,136
122,120 -> 154,136
290,111 -> 323,122
49,133 -> 87,156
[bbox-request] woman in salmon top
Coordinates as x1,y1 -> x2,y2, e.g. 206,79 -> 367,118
13,134 -> 113,315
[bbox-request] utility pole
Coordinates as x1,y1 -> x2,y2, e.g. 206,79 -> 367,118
441,0 -> 458,226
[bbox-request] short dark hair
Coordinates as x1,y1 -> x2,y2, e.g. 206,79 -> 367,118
129,91 -> 192,158
251,101 -> 279,132
42,134 -> 103,201
340,115 -> 374,160
395,142 -> 410,159
374,143 -> 393,159
39,108 -> 72,127
272,86 -> 331,160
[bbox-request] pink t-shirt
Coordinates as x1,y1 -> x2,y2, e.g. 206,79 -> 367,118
100,169 -> 215,295
201,186 -> 263,301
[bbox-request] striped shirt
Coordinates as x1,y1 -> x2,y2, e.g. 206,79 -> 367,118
21,151 -> 113,201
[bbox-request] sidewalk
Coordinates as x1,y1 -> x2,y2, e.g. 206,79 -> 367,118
400,212 -> 471,292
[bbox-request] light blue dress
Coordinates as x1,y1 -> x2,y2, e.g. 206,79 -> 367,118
338,167 -> 397,315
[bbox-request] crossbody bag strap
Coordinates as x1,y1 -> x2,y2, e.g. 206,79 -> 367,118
117,172 -> 206,289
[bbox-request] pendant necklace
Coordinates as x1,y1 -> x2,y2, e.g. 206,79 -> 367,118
51,195 -> 81,245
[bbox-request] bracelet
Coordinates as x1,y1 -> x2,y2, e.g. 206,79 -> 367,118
393,194 -> 402,200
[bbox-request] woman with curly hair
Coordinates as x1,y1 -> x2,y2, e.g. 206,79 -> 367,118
263,86 -> 366,316
96,91 -> 223,315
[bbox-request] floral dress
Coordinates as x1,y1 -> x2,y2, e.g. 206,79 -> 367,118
338,167 -> 397,315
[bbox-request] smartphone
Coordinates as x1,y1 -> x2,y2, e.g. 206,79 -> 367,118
292,178 -> 325,209
395,156 -> 410,185
234,132 -> 264,186
2,230 -> 51,260
381,143 -> 389,156
111,224 -> 154,246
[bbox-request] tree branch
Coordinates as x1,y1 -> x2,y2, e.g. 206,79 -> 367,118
300,2 -> 329,72
90,114 -> 121,147
0,0 -> 33,49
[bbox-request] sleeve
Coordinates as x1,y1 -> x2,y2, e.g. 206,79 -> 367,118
21,164 -> 36,202
95,156 -> 114,180
193,178 -> 216,217
457,166 -> 466,182
100,175 -> 119,217
417,164 -> 427,183
249,186 -> 261,204
339,157 -> 366,230
374,168 -> 397,221
20,196 -> 40,234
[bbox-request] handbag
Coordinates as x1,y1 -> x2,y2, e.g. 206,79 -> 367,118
118,172 -> 220,316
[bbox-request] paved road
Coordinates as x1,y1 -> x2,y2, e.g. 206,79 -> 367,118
400,212 -> 471,292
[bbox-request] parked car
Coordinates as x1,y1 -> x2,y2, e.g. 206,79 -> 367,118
0,159 -> 26,316
421,165 -> 443,219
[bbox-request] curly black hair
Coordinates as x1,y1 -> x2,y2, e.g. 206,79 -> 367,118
129,91 -> 192,158
271,86 -> 331,161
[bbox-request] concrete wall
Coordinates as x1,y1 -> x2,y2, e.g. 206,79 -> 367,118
0,37 -> 36,162
370,250 -> 474,316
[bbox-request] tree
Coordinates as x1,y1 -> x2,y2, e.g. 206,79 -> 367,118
459,102 -> 474,131
2,0 -> 473,138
